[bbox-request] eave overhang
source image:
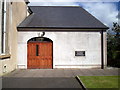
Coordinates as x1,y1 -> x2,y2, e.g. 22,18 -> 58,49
17,27 -> 109,32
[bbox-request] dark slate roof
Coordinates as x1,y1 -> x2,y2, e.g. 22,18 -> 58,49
17,6 -> 109,31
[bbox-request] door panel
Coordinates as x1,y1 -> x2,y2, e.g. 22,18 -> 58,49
27,42 -> 53,69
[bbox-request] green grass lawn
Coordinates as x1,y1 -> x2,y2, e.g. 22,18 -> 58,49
79,76 -> 119,88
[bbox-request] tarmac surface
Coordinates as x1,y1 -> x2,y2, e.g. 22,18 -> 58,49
2,77 -> 82,89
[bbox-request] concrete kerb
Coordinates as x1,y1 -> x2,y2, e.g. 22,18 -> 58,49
76,76 -> 87,90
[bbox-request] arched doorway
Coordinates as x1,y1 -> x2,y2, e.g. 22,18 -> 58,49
27,37 -> 53,69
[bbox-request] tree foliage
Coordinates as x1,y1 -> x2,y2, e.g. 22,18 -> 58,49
107,22 -> 120,67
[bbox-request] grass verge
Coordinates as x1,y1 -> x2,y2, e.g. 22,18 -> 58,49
79,76 -> 119,88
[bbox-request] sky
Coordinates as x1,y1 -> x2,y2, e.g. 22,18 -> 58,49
29,0 -> 120,29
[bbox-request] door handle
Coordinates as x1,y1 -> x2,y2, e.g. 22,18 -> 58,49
36,45 -> 39,56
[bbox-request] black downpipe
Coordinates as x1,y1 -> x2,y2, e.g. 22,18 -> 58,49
101,30 -> 104,69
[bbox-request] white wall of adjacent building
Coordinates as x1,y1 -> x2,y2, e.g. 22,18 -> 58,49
17,31 -> 107,69
0,1 -> 28,76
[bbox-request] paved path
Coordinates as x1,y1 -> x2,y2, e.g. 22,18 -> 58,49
3,68 -> 119,77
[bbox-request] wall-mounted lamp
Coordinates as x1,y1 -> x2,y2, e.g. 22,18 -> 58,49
38,32 -> 45,37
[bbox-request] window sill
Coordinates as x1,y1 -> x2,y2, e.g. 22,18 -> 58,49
0,54 -> 11,59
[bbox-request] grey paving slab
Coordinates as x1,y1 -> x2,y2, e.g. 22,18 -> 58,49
78,69 -> 94,76
87,69 -> 104,76
85,69 -> 97,76
22,71 -> 36,77
99,69 -> 113,76
76,69 -> 86,76
32,70 -> 46,77
3,70 -> 18,77
104,69 -> 118,75
63,69 -> 74,77
6,70 -> 26,77
2,77 -> 82,88
71,69 -> 81,76
54,69 -> 65,77
44,69 -> 55,77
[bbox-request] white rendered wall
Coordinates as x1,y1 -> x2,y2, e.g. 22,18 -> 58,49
17,31 -> 106,69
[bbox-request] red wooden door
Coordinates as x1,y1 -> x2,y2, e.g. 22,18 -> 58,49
27,42 -> 53,69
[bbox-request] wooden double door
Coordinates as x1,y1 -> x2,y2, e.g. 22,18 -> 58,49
27,42 -> 53,69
